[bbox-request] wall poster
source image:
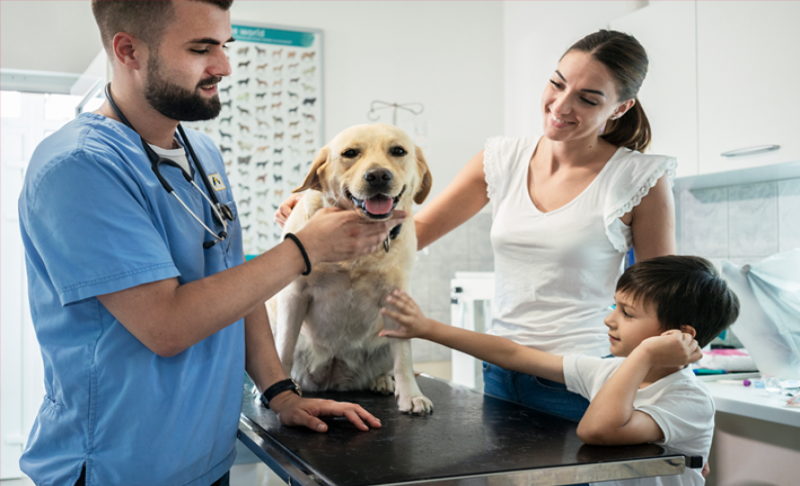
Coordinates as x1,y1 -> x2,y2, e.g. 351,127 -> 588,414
183,22 -> 324,258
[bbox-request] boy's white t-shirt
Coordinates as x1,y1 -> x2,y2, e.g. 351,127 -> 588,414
563,355 -> 715,486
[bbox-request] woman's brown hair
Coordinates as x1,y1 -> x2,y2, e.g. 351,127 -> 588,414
565,30 -> 651,152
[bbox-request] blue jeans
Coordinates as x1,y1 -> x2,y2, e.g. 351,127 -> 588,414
483,362 -> 590,422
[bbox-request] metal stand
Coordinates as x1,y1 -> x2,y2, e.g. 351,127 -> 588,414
367,100 -> 424,126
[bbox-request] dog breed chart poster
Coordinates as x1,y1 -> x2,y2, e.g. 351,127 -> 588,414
183,23 -> 323,257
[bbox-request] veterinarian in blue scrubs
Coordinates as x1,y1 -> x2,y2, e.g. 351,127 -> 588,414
18,2 -> 400,485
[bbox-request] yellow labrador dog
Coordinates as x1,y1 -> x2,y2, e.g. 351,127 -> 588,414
269,124 -> 434,414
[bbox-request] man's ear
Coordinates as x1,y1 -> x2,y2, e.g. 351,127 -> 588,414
293,146 -> 329,193
112,32 -> 145,70
679,325 -> 697,338
413,145 -> 433,204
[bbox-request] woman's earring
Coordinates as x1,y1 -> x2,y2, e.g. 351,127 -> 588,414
611,115 -> 617,120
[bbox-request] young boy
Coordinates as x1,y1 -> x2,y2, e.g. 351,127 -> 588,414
380,255 -> 740,486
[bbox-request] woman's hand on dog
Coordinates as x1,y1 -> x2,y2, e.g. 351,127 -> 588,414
297,207 -> 407,265
380,290 -> 431,340
268,391 -> 382,432
274,194 -> 303,228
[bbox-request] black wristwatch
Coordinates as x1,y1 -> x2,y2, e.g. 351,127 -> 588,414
260,378 -> 302,409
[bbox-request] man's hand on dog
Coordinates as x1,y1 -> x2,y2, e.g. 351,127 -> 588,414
268,391 -> 382,432
297,207 -> 407,265
379,289 -> 432,340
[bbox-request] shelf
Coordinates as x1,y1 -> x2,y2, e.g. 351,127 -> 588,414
673,159 -> 800,191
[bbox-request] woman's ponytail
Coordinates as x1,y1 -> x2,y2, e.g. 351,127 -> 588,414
601,98 -> 651,152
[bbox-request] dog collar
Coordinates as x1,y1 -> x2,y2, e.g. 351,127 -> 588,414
384,223 -> 403,252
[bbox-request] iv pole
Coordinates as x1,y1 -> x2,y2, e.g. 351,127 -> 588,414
367,100 -> 424,126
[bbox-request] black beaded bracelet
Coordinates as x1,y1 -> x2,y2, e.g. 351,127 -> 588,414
284,233 -> 311,276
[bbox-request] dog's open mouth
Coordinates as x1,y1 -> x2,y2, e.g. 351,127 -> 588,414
347,187 -> 405,219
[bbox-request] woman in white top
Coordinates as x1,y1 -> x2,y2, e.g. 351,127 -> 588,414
277,30 -> 676,421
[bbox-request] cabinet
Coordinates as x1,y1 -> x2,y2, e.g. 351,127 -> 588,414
701,377 -> 800,485
449,272 -> 494,391
611,1 -> 698,178
613,1 -> 800,178
696,1 -> 800,174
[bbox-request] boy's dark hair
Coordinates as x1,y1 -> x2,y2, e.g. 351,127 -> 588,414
616,255 -> 740,348
92,1 -> 233,57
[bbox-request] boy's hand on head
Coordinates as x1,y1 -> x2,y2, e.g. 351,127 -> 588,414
379,289 -> 431,339
638,330 -> 703,368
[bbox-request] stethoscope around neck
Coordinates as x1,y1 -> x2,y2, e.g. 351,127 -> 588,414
103,83 -> 235,249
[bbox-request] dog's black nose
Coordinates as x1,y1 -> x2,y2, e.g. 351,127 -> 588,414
364,168 -> 393,187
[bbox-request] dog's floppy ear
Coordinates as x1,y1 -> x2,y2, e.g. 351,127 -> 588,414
293,146 -> 329,193
413,145 -> 433,204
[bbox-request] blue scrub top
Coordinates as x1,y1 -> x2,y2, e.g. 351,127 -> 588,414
18,113 -> 245,486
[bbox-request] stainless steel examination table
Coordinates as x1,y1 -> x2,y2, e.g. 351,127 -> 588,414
237,375 -> 701,486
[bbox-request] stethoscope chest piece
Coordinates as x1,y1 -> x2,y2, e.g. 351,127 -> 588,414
220,203 -> 235,222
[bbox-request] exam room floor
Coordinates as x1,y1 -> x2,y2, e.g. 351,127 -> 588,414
3,362 -> 452,486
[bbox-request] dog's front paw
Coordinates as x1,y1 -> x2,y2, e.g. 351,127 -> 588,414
397,394 -> 434,416
370,374 -> 395,395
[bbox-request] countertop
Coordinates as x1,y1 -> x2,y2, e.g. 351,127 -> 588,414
700,373 -> 800,427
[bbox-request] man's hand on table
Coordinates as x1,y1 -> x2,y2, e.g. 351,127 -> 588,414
268,391 -> 382,433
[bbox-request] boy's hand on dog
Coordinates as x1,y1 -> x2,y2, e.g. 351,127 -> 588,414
379,290 -> 431,339
268,391 -> 382,432
637,329 -> 703,368
298,207 -> 407,265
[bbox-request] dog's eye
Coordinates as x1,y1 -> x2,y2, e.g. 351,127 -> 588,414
390,147 -> 407,157
341,149 -> 359,158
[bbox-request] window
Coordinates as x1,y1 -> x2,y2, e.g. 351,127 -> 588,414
0,89 -> 82,480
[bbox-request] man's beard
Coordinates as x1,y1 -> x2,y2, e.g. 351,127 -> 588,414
144,55 -> 222,121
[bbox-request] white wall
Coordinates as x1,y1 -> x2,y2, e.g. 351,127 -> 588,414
502,1 -> 645,138
5,0 -> 660,200
0,1 -> 102,75
229,1 -> 504,201
0,0 -> 685,198
0,1 -> 504,203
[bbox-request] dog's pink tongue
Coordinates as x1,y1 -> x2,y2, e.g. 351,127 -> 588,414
365,196 -> 393,215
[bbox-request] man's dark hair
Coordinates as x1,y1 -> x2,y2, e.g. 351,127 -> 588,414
616,255 -> 740,348
91,1 -> 233,56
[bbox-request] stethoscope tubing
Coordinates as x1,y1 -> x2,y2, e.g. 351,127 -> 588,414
103,83 -> 232,244
170,183 -> 226,241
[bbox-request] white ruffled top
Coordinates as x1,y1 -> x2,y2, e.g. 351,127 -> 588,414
483,135 -> 676,357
